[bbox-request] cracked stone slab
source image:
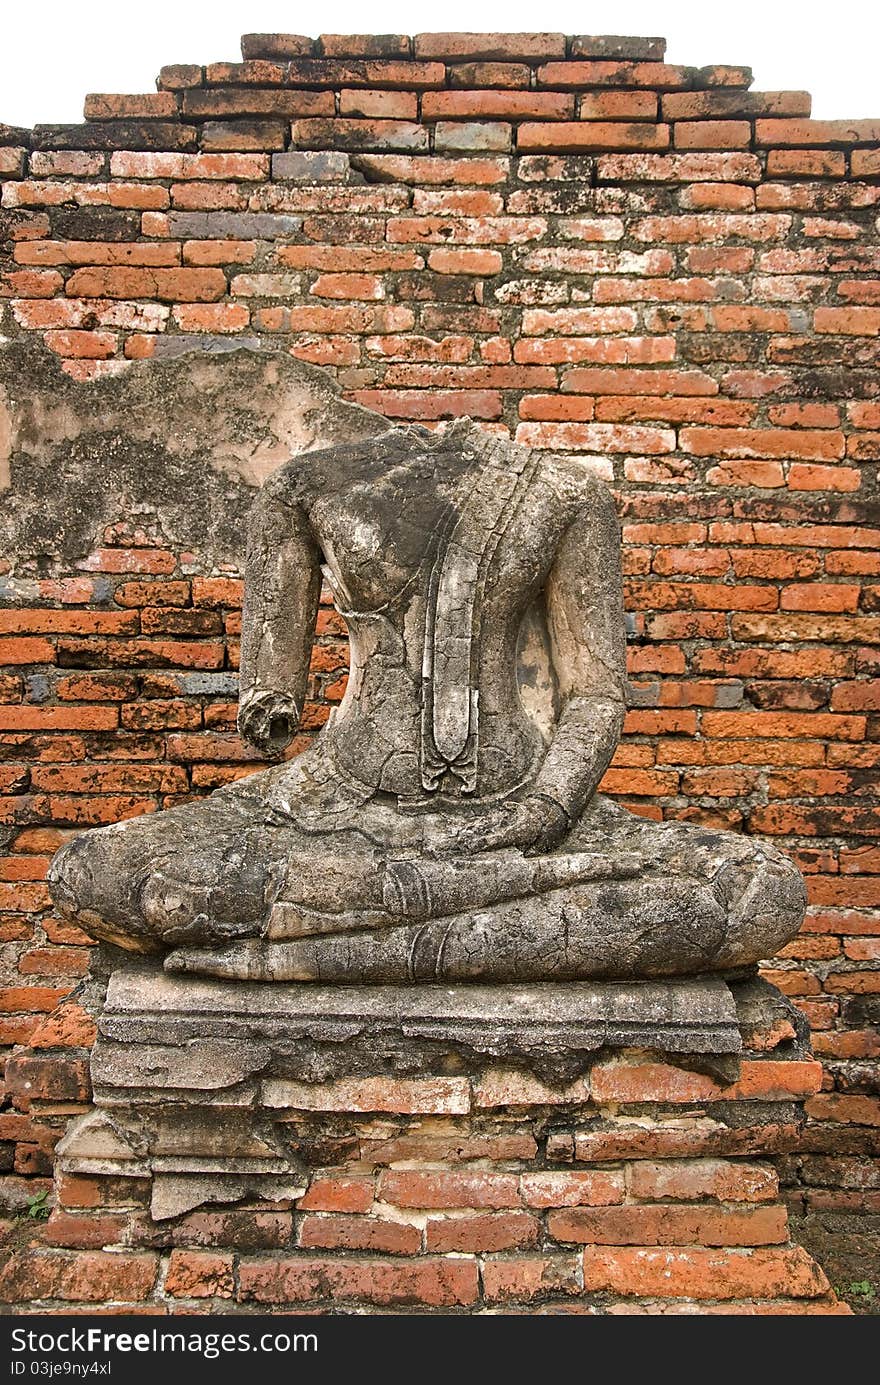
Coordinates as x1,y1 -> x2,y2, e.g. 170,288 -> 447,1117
92,959 -> 742,1090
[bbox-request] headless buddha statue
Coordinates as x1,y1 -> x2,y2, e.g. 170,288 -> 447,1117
48,422 -> 805,982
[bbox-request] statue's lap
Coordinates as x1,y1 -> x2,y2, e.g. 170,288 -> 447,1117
48,775 -> 806,981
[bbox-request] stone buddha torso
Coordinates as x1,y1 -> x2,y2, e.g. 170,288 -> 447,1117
254,425 -> 599,830
49,421 -> 806,984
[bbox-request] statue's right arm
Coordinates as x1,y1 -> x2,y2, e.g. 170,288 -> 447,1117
237,467 -> 323,756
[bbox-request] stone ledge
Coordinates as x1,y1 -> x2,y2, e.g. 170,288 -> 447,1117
95,961 -> 747,1091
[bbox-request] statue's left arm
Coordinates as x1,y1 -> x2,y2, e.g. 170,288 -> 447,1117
524,478 -> 628,844
450,477 -> 627,855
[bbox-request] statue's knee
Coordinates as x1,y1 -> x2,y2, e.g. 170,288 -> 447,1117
48,836 -> 95,921
50,821 -> 157,934
714,843 -> 806,965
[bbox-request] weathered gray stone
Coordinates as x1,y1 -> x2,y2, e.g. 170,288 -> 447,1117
49,405 -> 806,981
90,1037 -> 268,1091
0,343 -> 389,567
150,1175 -> 306,1221
271,151 -> 352,181
149,333 -> 267,358
55,1110 -> 146,1163
164,210 -> 303,239
434,122 -> 512,152
91,961 -> 742,1089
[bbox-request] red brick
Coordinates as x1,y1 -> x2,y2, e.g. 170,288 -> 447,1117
480,1253 -> 581,1300
84,93 -> 177,120
44,1212 -> 127,1249
813,1030 -> 880,1058
591,1061 -> 722,1104
27,1001 -> 97,1050
0,706 -> 118,732
579,92 -> 659,120
338,89 -> 417,120
0,636 -> 55,664
298,1213 -> 420,1254
731,1061 -> 823,1100
702,710 -> 865,740
5,1051 -> 90,1103
519,1171 -> 624,1207
519,122 -> 670,153
387,215 -> 545,245
20,946 -> 90,976
310,273 -> 384,300
44,330 -> 117,359
423,91 -> 573,121
319,36 -> 411,60
172,303 -> 250,332
551,1203 -> 788,1246
156,64 -> 203,89
425,1211 -> 540,1252
351,389 -> 501,420
289,118 -> 427,152
163,1249 -> 235,1298
563,367 -> 717,396
182,240 -> 256,266
1,268 -> 64,298
582,1246 -> 830,1299
628,1160 -> 779,1203
238,1254 -> 478,1306
755,118 -> 880,146
427,248 -> 503,276
64,267 -> 226,301
298,1177 -> 374,1213
379,1170 -> 520,1209
675,121 -> 752,149
414,34 -> 566,61
805,1095 -> 880,1125
537,60 -> 692,88
815,307 -> 880,334
0,1250 -> 158,1304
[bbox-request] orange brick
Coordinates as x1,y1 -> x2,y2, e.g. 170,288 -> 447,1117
582,1246 -> 830,1299
238,1255 -> 478,1306
425,1211 -> 539,1253
64,267 -> 226,302
302,1209 -> 420,1253
551,1203 -> 788,1246
298,1177 -> 374,1213
380,1170 -> 520,1209
628,1160 -> 779,1203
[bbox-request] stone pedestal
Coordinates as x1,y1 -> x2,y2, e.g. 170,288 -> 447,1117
0,962 -> 851,1314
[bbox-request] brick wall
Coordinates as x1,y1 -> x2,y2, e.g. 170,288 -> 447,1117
0,32 -> 878,1295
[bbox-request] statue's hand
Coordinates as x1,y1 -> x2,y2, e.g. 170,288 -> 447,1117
238,689 -> 300,757
439,794 -> 570,856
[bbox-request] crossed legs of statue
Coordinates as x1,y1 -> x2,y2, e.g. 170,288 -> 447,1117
48,776 -> 805,983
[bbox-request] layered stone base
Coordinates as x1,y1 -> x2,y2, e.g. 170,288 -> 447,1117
0,962 -> 851,1314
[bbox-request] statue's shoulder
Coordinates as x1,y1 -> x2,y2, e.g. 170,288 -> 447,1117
532,452 -> 615,513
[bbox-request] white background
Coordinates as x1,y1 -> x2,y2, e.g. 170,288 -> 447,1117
2,0 -> 879,129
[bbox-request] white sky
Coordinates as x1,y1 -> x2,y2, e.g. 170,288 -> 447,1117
3,0 -> 879,129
